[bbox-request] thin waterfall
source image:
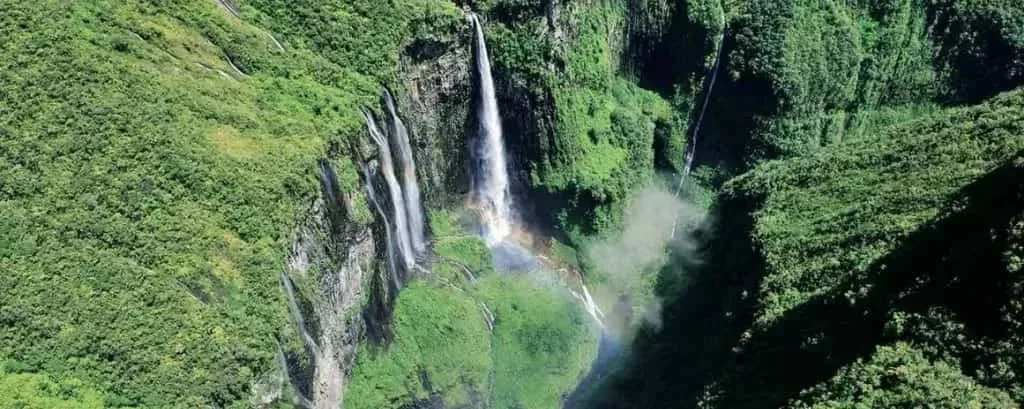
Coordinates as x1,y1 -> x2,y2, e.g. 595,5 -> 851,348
362,108 -> 416,270
361,165 -> 402,289
277,344 -> 315,409
571,285 -> 607,329
381,88 -> 427,255
281,271 -> 321,358
281,271 -> 345,409
570,269 -> 607,328
470,14 -> 513,245
672,31 -> 725,238
674,32 -> 725,194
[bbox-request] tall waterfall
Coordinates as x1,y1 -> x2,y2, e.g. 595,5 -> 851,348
362,108 -> 417,270
470,14 -> 513,245
381,89 -> 427,255
675,32 -> 725,194
672,32 -> 725,237
361,165 -> 402,288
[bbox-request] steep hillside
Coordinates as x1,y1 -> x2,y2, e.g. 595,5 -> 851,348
3,0 -> 1024,408
581,89 -> 1024,409
0,0 -> 462,407
708,88 -> 1024,409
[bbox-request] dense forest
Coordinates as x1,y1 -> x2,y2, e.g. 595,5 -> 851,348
1,0 -> 1022,408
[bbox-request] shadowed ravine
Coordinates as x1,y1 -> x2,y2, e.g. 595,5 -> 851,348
6,1 -> 1024,409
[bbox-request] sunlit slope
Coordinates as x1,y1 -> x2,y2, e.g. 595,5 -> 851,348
0,0 -> 457,406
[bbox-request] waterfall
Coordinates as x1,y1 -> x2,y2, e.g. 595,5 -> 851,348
381,88 -> 427,255
570,268 -> 607,329
361,165 -> 402,289
277,343 -> 315,409
470,14 -> 513,245
672,31 -> 725,238
571,286 -> 606,329
675,32 -> 725,195
281,271 -> 321,358
575,284 -> 607,329
281,271 -> 345,409
362,108 -> 416,270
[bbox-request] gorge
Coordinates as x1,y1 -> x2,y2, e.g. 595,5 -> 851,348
1,1 -> 1023,409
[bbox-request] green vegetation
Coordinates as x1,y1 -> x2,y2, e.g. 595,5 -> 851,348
696,0 -> 939,170
347,271 -> 597,409
430,210 -> 495,279
582,89 -> 1024,409
345,281 -> 492,409
483,0 -> 683,239
346,209 -> 597,409
701,89 -> 1024,408
0,0 -> 458,407
5,0 -> 1024,406
929,0 -> 1024,104
730,90 -> 1023,327
788,343 -> 1015,409
0,371 -> 104,409
480,276 -> 598,409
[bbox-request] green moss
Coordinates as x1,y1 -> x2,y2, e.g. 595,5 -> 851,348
550,239 -> 581,268
430,210 -> 495,278
346,272 -> 597,409
346,281 -> 493,409
480,275 -> 599,409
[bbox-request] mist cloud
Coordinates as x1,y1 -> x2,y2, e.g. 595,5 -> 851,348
583,187 -> 706,331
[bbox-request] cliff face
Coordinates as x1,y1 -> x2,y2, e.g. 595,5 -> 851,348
398,27 -> 474,206
4,0 -> 1024,408
278,162 -> 376,409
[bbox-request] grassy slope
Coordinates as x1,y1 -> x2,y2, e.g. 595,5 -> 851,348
0,0 -> 459,407
345,210 -> 598,409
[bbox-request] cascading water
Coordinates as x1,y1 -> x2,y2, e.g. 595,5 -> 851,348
281,272 -> 321,358
469,14 -> 513,245
671,31 -> 725,238
281,271 -> 344,409
381,89 -> 427,255
362,108 -> 416,269
361,165 -> 402,289
571,284 -> 607,329
276,343 -> 314,409
675,32 -> 725,194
